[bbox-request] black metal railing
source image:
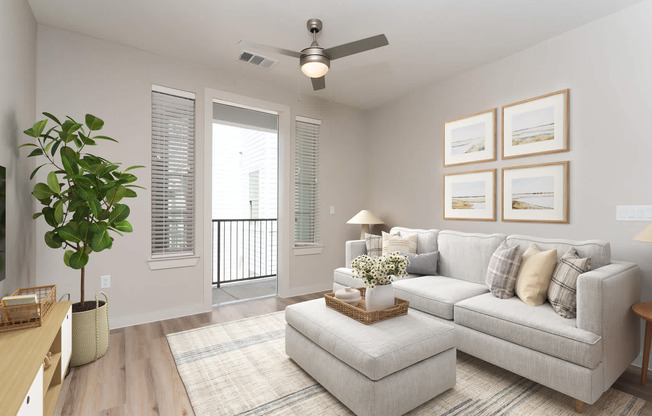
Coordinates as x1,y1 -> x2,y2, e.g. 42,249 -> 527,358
212,219 -> 277,286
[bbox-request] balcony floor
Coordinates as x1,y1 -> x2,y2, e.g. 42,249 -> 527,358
212,276 -> 277,305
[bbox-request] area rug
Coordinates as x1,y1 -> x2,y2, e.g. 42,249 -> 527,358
167,312 -> 645,416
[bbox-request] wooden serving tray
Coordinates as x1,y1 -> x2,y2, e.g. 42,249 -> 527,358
324,287 -> 409,325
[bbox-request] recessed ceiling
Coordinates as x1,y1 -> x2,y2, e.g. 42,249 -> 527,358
28,0 -> 642,109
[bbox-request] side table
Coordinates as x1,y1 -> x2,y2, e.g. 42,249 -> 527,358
632,302 -> 652,384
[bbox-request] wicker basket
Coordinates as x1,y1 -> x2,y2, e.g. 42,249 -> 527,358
0,285 -> 56,332
325,287 -> 409,325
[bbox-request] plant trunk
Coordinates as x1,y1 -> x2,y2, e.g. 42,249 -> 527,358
80,266 -> 85,304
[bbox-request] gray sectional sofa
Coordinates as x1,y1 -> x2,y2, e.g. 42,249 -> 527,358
333,227 -> 641,408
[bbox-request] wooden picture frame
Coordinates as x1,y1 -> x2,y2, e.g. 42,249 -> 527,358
502,89 -> 569,159
502,161 -> 569,223
443,109 -> 496,167
444,169 -> 496,221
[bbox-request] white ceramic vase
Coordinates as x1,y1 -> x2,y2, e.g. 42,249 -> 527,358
365,284 -> 395,311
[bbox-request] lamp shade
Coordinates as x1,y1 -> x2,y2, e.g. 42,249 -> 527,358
347,210 -> 384,225
634,224 -> 652,243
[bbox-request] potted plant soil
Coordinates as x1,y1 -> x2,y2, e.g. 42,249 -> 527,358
20,113 -> 143,366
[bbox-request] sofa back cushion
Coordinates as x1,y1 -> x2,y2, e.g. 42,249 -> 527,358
438,230 -> 506,284
390,227 -> 439,254
506,235 -> 611,269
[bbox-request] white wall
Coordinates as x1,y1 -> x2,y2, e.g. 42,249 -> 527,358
35,25 -> 367,328
367,1 -> 652,358
0,1 -> 37,297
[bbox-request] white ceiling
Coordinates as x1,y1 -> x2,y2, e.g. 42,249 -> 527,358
28,0 -> 642,110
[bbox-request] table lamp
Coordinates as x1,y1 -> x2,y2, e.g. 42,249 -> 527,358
347,210 -> 384,240
635,224 -> 652,243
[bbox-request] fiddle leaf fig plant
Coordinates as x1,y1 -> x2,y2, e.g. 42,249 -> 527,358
20,113 -> 144,307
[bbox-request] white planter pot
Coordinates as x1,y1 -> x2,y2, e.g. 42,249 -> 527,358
365,284 -> 395,311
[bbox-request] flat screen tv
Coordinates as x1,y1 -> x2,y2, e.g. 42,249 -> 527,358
0,165 -> 5,282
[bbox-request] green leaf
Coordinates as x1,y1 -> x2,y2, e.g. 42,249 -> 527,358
32,183 -> 54,200
30,163 -> 48,180
44,231 -> 63,248
91,225 -> 111,252
23,128 -> 38,138
63,250 -> 74,267
108,204 -> 130,224
50,140 -> 61,157
112,220 -> 133,233
85,114 -> 104,131
42,207 -> 57,227
77,221 -> 92,243
116,173 -> 137,184
17,143 -> 38,149
124,165 -> 145,172
32,212 -> 43,219
42,112 -> 62,125
88,199 -> 102,218
58,225 -> 82,243
75,186 -> 98,201
32,120 -> 48,137
92,135 -> 117,143
124,188 -> 137,198
106,185 -> 126,204
68,251 -> 89,269
47,171 -> 61,194
28,148 -> 44,157
53,201 -> 64,224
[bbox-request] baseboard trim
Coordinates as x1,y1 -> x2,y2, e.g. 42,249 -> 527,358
110,302 -> 211,329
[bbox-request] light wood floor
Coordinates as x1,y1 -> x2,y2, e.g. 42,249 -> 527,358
54,292 -> 652,415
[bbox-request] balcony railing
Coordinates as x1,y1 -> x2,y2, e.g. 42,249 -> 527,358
212,219 -> 277,287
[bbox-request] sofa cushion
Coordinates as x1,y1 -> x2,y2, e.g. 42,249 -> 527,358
285,299 -> 455,381
391,227 -> 439,254
438,230 -> 506,284
382,231 -> 417,255
515,244 -> 557,306
334,267 -> 419,290
548,248 -> 592,319
506,235 -> 610,269
485,241 -> 522,299
364,233 -> 382,257
393,276 -> 488,320
454,293 -> 602,368
406,252 -> 438,275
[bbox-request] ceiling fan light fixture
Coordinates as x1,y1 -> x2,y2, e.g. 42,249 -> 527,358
300,51 -> 330,78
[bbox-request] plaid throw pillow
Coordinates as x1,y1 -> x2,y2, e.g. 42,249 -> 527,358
485,241 -> 522,299
548,248 -> 591,319
364,233 -> 382,257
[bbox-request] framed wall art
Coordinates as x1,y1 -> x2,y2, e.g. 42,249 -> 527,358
502,161 -> 569,223
444,169 -> 496,221
443,109 -> 496,167
502,89 -> 569,159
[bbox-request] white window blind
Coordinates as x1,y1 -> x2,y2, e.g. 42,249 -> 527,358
151,87 -> 196,257
294,116 -> 321,245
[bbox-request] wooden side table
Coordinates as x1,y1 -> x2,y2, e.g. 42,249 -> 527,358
632,302 -> 652,384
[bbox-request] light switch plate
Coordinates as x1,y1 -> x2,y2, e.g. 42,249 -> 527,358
616,205 -> 652,221
101,275 -> 111,288
329,205 -> 335,215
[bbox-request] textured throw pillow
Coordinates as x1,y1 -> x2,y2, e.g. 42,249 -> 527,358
382,231 -> 417,256
364,233 -> 382,257
548,248 -> 591,319
515,244 -> 558,306
484,241 -> 522,299
406,252 -> 438,275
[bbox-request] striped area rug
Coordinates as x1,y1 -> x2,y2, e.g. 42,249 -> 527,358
167,312 -> 645,416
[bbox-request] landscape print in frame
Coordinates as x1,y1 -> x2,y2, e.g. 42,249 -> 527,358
444,109 -> 496,167
444,169 -> 496,221
502,89 -> 569,159
502,161 -> 569,223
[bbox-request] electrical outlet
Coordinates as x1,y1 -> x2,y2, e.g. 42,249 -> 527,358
101,275 -> 111,289
330,205 -> 335,215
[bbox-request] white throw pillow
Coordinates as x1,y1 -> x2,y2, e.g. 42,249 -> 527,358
382,231 -> 417,256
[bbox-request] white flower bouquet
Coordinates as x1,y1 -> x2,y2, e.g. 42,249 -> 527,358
351,252 -> 410,288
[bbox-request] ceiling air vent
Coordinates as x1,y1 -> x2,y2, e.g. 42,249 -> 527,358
238,50 -> 278,69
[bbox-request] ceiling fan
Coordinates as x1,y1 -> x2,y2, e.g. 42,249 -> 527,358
239,18 -> 389,91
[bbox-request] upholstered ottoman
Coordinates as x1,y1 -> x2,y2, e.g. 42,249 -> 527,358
285,299 -> 456,416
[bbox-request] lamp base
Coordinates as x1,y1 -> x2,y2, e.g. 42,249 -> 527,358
360,224 -> 370,240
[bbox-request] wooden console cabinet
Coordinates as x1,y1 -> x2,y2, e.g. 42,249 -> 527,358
0,301 -> 72,416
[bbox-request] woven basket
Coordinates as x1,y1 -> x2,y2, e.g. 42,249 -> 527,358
69,291 -> 110,367
325,287 -> 409,325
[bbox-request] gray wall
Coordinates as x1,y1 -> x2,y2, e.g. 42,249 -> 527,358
35,25 -> 367,328
366,1 -> 652,359
0,1 -> 37,297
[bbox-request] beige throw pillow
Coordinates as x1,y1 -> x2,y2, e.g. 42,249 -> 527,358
515,244 -> 558,306
382,231 -> 417,256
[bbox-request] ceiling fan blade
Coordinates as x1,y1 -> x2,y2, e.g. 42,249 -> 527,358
238,40 -> 301,59
324,34 -> 389,60
311,76 -> 326,91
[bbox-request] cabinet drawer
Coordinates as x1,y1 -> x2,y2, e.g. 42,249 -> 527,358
61,305 -> 72,378
18,364 -> 43,416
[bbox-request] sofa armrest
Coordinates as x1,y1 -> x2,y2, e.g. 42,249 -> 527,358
577,261 -> 641,389
345,240 -> 366,268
